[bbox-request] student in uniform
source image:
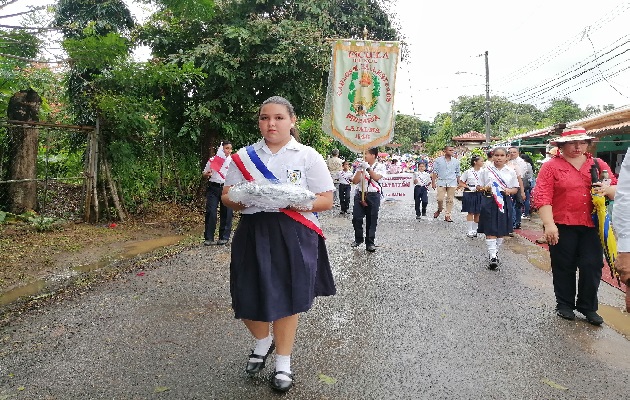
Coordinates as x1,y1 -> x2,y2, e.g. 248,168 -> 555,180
338,160 -> 353,215
351,147 -> 386,252
458,155 -> 484,237
476,147 -> 519,270
221,96 -> 336,393
202,141 -> 234,245
413,161 -> 431,219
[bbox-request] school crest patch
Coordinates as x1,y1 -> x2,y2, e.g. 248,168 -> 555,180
287,169 -> 302,185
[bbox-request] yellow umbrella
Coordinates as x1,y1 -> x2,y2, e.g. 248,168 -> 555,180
591,189 -> 620,285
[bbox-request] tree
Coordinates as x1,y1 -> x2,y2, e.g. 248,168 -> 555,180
541,97 -> 584,125
137,0 -> 401,162
5,88 -> 42,213
426,112 -> 453,156
392,113 -> 432,153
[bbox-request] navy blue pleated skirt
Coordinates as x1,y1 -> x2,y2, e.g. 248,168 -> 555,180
461,191 -> 483,214
230,212 -> 336,322
477,194 -> 513,237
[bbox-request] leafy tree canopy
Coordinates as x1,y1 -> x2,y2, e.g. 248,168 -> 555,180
136,0 -> 401,149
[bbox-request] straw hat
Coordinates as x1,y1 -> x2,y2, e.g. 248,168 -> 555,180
550,126 -> 594,146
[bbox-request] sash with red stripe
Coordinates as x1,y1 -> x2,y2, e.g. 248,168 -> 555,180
487,166 -> 508,213
231,146 -> 325,238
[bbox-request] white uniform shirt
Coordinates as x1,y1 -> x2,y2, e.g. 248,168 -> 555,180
413,171 -> 431,187
479,165 -> 519,190
507,156 -> 527,178
203,155 -> 232,184
460,168 -> 483,191
338,170 -> 353,185
357,162 -> 387,193
613,148 -> 630,251
224,137 -> 334,214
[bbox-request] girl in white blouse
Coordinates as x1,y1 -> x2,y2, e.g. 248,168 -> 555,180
476,147 -> 519,270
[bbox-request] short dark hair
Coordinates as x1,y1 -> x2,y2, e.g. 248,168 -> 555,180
366,147 -> 378,157
470,156 -> 481,167
492,147 -> 508,156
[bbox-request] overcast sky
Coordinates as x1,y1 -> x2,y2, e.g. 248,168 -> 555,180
392,0 -> 630,119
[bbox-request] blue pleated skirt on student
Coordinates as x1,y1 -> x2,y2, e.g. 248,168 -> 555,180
461,191 -> 483,214
230,212 -> 336,322
477,194 -> 513,237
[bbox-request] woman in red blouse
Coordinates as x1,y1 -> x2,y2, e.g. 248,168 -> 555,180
533,127 -> 617,325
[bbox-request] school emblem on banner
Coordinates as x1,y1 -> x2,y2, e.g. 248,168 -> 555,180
323,40 -> 400,152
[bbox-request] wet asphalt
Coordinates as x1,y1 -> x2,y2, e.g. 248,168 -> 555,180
1,192 -> 629,399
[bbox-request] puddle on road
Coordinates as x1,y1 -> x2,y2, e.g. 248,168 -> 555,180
505,238 -> 551,272
0,235 -> 184,306
507,237 -> 630,340
599,304 -> 630,339
0,280 -> 48,306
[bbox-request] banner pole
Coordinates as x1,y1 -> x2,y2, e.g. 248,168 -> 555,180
361,147 -> 367,205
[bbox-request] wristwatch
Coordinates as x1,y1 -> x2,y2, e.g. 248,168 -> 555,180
366,167 -> 372,172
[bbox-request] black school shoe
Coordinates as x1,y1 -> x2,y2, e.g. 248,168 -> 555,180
270,371 -> 294,392
578,310 -> 603,326
487,257 -> 499,270
245,342 -> 275,375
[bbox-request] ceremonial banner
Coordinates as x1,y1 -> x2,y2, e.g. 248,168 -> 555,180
323,40 -> 400,152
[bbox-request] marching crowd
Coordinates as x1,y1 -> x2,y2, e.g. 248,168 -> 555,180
198,97 -> 629,394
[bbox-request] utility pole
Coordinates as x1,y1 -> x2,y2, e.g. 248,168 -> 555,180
484,50 -> 491,146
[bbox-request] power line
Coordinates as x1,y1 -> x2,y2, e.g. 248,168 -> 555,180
507,37 -> 630,102
507,41 -> 630,104
495,1 -> 630,85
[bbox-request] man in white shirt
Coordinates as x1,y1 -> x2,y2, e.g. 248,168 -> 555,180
507,146 -> 527,230
326,149 -> 343,206
612,148 -> 630,311
203,141 -> 233,245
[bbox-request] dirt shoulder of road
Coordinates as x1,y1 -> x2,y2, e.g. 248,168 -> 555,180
0,201 -> 205,324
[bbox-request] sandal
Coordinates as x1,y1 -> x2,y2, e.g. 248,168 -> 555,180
444,216 -> 453,222
270,371 -> 294,392
245,342 -> 275,375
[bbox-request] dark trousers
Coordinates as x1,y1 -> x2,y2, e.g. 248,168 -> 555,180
549,224 -> 603,312
511,193 -> 523,227
413,186 -> 428,216
352,192 -> 381,246
339,183 -> 351,212
204,184 -> 233,241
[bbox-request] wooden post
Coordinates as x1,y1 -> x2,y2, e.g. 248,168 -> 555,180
83,119 -> 99,222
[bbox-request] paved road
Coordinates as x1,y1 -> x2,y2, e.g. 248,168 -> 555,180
1,195 -> 629,399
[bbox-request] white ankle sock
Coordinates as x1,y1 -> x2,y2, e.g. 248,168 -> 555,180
473,222 -> 478,231
275,355 -> 292,380
252,335 -> 273,359
486,238 -> 497,259
467,221 -> 475,232
496,238 -> 504,249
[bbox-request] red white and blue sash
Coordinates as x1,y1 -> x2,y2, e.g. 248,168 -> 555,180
231,146 -> 325,238
487,166 -> 507,213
